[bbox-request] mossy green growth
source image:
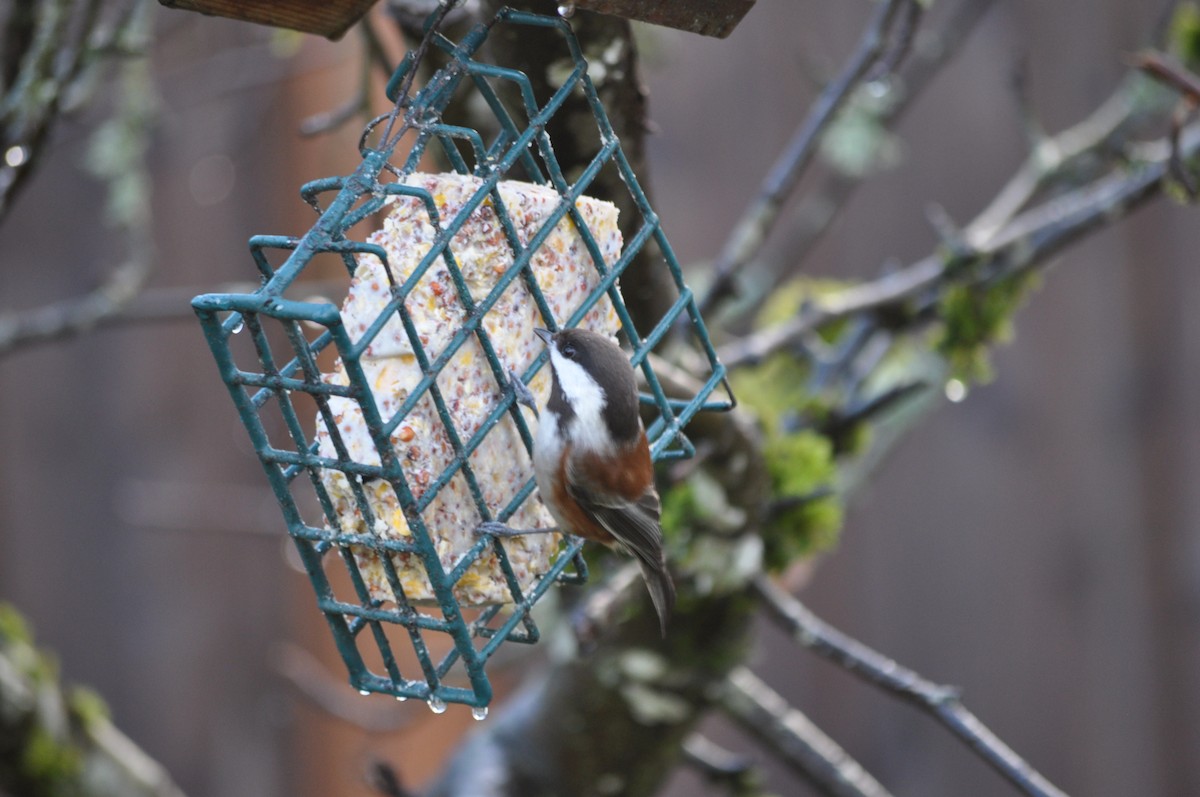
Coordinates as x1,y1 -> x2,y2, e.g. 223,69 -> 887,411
1171,2 -> 1200,68
761,431 -> 842,571
19,727 -> 83,796
756,277 -> 856,344
729,339 -> 844,569
820,82 -> 903,178
0,603 -> 59,688
730,351 -> 813,422
935,270 -> 1040,384
68,687 -> 111,731
0,602 -> 33,645
0,604 -> 100,797
660,481 -> 700,539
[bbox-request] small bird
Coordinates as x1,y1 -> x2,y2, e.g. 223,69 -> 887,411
530,326 -> 675,636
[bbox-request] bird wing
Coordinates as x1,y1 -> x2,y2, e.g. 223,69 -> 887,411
565,464 -> 675,635
564,465 -> 662,567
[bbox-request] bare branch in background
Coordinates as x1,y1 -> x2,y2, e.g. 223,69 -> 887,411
720,115 -> 1193,368
750,0 -> 997,303
1131,49 -> 1200,196
721,666 -> 894,797
965,84 -> 1143,248
0,0 -> 143,224
681,735 -> 766,797
699,0 -> 923,315
1132,49 -> 1200,101
0,1 -> 155,358
300,16 -> 394,136
0,245 -> 151,353
367,759 -> 417,797
0,604 -> 188,797
752,576 -> 1069,797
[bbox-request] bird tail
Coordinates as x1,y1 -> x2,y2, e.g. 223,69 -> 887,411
638,559 -> 676,637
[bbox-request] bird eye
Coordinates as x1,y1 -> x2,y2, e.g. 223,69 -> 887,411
560,343 -> 576,359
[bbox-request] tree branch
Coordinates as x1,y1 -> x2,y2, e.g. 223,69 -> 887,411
699,0 -> 922,315
0,2 -> 155,358
746,0 -> 997,306
0,604 -> 187,797
721,666 -> 894,797
681,735 -> 765,797
752,576 -> 1069,797
965,82 -> 1142,247
300,16 -> 393,137
0,245 -> 152,355
719,119 -> 1196,368
0,0 -> 141,225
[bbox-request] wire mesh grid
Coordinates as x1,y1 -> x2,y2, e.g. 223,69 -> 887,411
192,7 -> 732,709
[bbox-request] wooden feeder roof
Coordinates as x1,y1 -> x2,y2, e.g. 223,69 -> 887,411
157,0 -> 757,39
157,0 -> 379,39
573,0 -> 757,38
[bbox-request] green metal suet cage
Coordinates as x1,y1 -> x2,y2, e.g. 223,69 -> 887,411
193,6 -> 732,711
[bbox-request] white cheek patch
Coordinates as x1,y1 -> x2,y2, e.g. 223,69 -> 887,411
550,348 -> 614,453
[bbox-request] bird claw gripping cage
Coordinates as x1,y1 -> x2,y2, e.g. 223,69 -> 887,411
192,6 -> 732,710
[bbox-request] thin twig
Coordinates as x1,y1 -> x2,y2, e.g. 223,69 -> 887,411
682,735 -> 764,797
731,0 -> 996,322
722,666 -> 894,797
1169,100 -> 1199,196
741,43 -> 1161,340
1131,49 -> 1200,101
767,487 -> 835,522
1,605 -> 188,797
0,8 -> 155,358
0,277 -> 351,352
966,84 -> 1139,247
822,381 -> 928,442
0,0 -> 141,224
0,247 -> 152,354
752,576 -> 1070,797
301,17 -> 393,136
865,0 -> 922,81
367,759 -> 416,797
1131,49 -> 1200,196
699,0 -> 919,315
720,120 -> 1197,368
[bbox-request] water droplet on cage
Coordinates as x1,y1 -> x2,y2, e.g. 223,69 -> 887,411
557,3 -> 575,18
471,706 -> 489,721
230,317 -> 244,334
395,695 -> 408,702
358,689 -> 370,696
427,696 -> 447,714
944,378 -> 968,403
865,79 -> 890,99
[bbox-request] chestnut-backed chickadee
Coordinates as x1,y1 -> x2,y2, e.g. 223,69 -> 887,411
531,326 -> 675,636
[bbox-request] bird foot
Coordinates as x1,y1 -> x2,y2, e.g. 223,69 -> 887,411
507,368 -> 539,418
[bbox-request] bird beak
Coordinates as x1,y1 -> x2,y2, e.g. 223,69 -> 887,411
534,328 -> 554,346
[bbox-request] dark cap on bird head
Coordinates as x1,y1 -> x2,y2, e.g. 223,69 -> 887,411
536,327 -> 641,444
